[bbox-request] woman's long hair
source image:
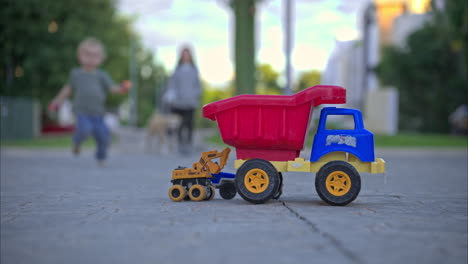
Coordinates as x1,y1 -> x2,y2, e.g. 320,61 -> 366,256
177,46 -> 197,68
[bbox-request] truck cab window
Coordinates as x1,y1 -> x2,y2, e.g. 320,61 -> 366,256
325,114 -> 355,130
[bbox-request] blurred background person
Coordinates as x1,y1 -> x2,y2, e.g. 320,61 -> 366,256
164,46 -> 201,154
48,37 -> 131,165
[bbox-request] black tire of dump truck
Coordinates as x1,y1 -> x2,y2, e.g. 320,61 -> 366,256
219,181 -> 236,200
273,173 -> 283,200
315,161 -> 361,206
235,159 -> 280,204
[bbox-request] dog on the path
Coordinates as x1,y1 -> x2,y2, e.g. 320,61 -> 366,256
146,112 -> 181,154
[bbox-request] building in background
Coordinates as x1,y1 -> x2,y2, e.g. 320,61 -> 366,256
392,12 -> 431,47
321,40 -> 364,109
322,0 -> 433,135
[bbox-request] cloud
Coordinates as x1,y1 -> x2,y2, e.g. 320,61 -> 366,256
197,46 -> 233,85
293,43 -> 329,71
117,0 -> 174,16
118,0 -> 363,85
315,10 -> 343,23
336,0 -> 371,14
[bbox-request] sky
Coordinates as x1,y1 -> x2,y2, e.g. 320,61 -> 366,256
118,0 -> 370,86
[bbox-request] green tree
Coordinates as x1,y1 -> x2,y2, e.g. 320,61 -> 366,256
198,81 -> 232,128
376,0 -> 468,133
295,70 -> 321,92
256,64 -> 281,95
0,0 -> 128,103
2,0 -> 130,103
1,0 -> 166,127
135,50 -> 167,126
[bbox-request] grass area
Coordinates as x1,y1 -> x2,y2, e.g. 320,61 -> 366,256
206,134 -> 225,147
207,133 -> 467,148
3,132 -> 465,149
1,135 -> 94,149
373,133 -> 467,148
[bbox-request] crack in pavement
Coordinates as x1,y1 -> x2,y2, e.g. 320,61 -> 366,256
1,200 -> 35,224
279,200 -> 363,264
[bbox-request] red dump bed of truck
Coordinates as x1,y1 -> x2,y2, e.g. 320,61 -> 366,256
202,85 -> 346,161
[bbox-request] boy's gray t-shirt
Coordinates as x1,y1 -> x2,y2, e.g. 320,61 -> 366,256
69,68 -> 114,115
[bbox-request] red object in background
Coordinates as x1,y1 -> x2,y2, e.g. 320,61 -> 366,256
42,124 -> 75,134
203,85 -> 346,161
48,102 -> 59,112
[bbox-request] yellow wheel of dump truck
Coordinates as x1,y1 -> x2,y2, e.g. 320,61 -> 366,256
189,184 -> 207,201
325,171 -> 351,196
235,159 -> 280,204
315,161 -> 361,206
168,185 -> 186,202
244,168 -> 270,193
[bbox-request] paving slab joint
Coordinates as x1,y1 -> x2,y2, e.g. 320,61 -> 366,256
279,200 -> 363,264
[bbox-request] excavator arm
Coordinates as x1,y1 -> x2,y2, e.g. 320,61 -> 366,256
196,147 -> 231,174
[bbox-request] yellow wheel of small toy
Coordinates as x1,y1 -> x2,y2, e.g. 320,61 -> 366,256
244,168 -> 270,193
325,171 -> 352,196
205,186 -> 216,201
189,184 -> 207,201
168,185 -> 186,202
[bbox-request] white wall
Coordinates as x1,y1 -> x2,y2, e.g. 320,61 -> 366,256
392,13 -> 431,47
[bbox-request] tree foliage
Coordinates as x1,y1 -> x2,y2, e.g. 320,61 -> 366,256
295,70 -> 321,92
376,0 -> 468,133
134,52 -> 167,126
2,0 -> 126,102
197,81 -> 233,128
1,0 -> 166,126
256,64 -> 281,94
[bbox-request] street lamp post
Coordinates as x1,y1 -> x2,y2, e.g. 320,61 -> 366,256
231,0 -> 256,95
283,0 -> 294,95
128,38 -> 139,127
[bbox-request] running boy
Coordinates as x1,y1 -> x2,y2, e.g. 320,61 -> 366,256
49,37 -> 131,165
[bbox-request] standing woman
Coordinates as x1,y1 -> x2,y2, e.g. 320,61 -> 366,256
166,46 -> 201,152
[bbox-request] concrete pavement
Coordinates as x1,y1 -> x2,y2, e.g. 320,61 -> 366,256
1,133 -> 467,264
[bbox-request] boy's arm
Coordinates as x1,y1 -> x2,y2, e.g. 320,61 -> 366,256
99,70 -> 131,94
49,84 -> 72,111
109,80 -> 132,94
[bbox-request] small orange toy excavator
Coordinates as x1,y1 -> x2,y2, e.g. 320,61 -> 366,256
168,148 -> 233,202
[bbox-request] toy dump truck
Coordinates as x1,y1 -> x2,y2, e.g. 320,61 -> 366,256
202,85 -> 385,206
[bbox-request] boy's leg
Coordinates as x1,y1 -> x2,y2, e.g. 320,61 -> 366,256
73,114 -> 93,155
91,116 -> 110,161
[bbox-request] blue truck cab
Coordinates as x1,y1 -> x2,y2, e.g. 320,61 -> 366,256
311,107 -> 375,162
